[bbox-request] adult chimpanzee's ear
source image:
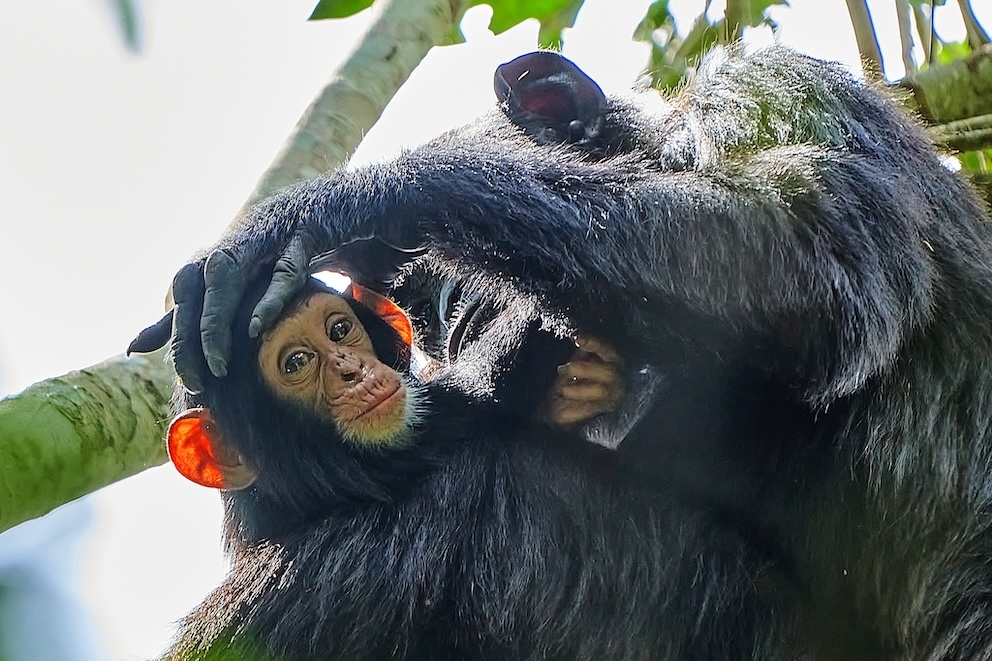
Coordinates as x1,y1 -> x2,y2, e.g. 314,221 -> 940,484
167,408 -> 256,491
346,284 -> 414,348
494,51 -> 606,144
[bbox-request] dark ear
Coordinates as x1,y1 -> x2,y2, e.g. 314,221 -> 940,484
168,408 -> 256,490
346,283 -> 414,348
495,51 -> 606,145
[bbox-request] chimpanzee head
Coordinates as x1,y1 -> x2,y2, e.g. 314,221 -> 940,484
164,277 -> 425,542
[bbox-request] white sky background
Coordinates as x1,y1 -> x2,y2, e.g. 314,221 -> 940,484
0,0 -> 984,658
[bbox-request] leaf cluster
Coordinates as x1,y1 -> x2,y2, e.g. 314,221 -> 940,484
310,0 -> 585,49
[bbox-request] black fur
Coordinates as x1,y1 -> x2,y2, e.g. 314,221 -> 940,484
165,46 -> 992,659
165,280 -> 780,660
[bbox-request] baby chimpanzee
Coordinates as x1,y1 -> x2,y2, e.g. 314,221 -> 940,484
166,277 -> 622,497
140,277 -> 759,661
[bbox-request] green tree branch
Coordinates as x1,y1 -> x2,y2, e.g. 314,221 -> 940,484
902,44 -> 992,124
0,0 -> 468,535
845,0 -> 884,76
0,350 -> 171,532
246,0 -> 467,208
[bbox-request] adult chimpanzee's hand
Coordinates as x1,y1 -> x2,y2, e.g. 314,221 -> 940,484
128,251 -> 253,394
170,248 -> 256,391
166,176 -> 428,392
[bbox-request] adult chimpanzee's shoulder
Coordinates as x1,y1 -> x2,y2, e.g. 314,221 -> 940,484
150,48 -> 992,660
673,46 -> 931,159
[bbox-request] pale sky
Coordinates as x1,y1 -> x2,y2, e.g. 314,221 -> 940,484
0,1 -> 982,658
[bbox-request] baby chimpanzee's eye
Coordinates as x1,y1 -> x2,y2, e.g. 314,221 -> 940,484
328,319 -> 353,343
284,351 -> 314,374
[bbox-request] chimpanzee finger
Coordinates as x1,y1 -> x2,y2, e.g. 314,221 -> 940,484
250,233 -> 311,338
574,335 -> 620,364
550,400 -> 610,427
172,261 -> 208,393
127,310 -> 174,355
201,250 -> 246,378
557,360 -> 618,387
556,381 -> 611,403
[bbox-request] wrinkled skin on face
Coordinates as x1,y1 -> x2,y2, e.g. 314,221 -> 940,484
258,292 -> 412,446
258,291 -> 624,446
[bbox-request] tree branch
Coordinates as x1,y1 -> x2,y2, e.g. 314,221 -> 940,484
244,0 -> 467,210
0,0 -> 467,533
724,0 -> 746,42
844,0 -> 884,76
912,3 -> 934,65
901,45 -> 992,123
0,350 -> 172,532
929,113 -> 992,152
895,0 -> 915,74
957,0 -> 990,50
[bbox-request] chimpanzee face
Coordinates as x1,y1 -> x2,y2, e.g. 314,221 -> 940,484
258,291 -> 415,447
165,283 -> 421,498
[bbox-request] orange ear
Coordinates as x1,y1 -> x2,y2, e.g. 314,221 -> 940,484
347,284 -> 413,347
167,408 -> 257,490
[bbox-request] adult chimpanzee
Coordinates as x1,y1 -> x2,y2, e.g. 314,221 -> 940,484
133,275 -> 780,660
165,45 -> 992,659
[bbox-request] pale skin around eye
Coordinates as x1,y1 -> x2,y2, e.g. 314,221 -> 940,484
258,293 -> 410,446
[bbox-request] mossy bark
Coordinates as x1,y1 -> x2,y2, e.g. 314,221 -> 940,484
0,0 -> 467,533
243,0 -> 468,208
0,350 -> 173,532
902,45 -> 992,125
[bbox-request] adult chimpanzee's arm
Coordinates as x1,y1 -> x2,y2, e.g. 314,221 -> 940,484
177,139 -> 940,403
173,47 -> 969,404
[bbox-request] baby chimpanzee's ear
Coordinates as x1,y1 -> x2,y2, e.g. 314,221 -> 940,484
346,284 -> 414,348
167,408 -> 256,491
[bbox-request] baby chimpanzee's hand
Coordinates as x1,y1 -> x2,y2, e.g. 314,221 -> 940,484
542,335 -> 623,428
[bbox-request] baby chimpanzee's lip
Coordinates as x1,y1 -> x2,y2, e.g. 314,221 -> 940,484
351,381 -> 404,422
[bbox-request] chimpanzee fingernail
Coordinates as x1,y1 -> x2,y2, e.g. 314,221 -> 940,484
558,363 -> 570,374
248,316 -> 262,338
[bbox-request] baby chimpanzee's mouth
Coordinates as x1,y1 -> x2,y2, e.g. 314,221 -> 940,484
353,381 -> 404,421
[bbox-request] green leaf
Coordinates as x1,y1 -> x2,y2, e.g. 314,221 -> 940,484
633,0 -> 672,43
959,150 -> 991,173
748,0 -> 790,25
468,0 -> 578,35
632,0 -> 686,90
309,0 -> 375,20
635,0 -> 727,91
110,0 -> 140,51
936,39 -> 972,64
537,0 -> 584,48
